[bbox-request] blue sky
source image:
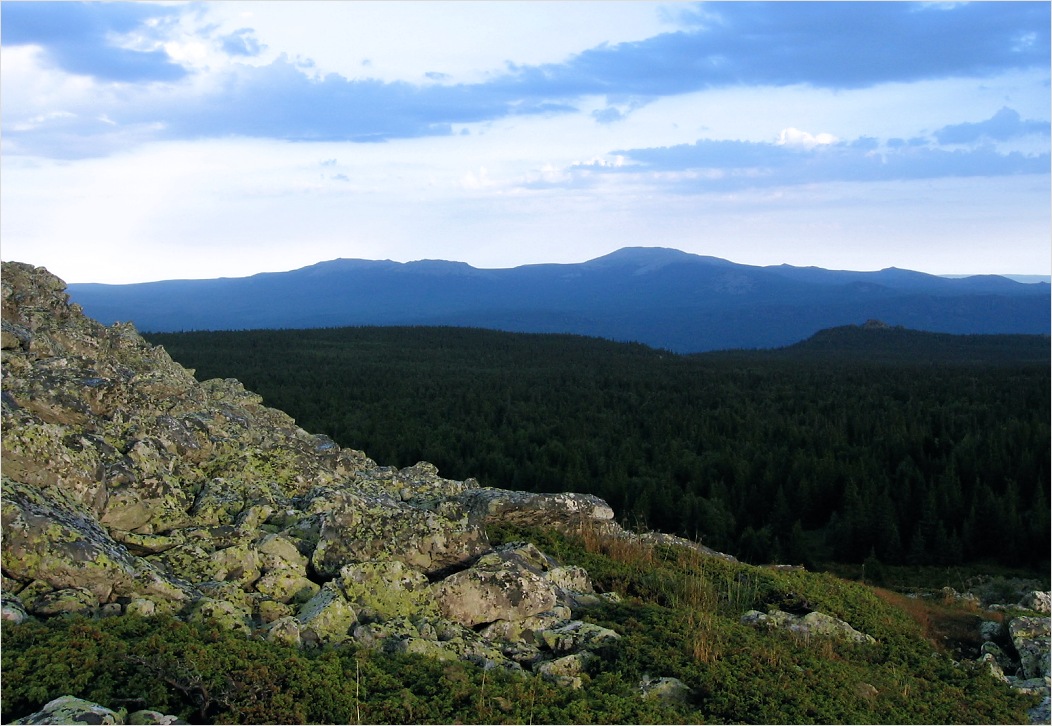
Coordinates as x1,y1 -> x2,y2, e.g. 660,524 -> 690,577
1,1 -> 1049,284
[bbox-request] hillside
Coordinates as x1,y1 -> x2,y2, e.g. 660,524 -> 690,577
770,322 -> 1051,364
65,247 -> 1051,353
1,261 -> 1048,725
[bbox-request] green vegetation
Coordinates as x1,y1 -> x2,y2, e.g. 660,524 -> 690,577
2,523 -> 1037,724
146,325 -> 1050,570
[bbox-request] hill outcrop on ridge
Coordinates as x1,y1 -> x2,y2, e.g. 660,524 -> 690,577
1,260 -> 640,668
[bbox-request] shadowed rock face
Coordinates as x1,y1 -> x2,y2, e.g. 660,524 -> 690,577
0,260 -> 633,672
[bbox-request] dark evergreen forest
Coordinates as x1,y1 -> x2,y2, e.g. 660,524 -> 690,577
146,325 -> 1050,571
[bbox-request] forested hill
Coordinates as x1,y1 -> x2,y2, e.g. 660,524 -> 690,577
752,322 -> 1051,364
146,324 -> 1051,572
70,247 -> 1051,352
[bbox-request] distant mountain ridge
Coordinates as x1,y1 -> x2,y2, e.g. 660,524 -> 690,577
64,247 -> 1051,353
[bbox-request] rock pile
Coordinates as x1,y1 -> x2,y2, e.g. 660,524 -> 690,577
0,261 -> 635,679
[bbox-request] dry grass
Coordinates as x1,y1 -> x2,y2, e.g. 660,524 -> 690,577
574,521 -> 660,569
872,587 -> 997,658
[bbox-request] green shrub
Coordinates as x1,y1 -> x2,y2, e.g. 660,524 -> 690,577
1,528 -> 1036,724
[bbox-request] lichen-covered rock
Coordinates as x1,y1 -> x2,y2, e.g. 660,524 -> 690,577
296,582 -> 358,645
2,476 -> 195,607
1009,616 -> 1051,680
474,541 -> 556,574
2,595 -> 30,623
980,641 -> 1017,678
126,709 -> 186,725
433,563 -> 558,628
478,607 -> 571,646
458,488 -> 614,530
980,619 -> 1004,642
29,586 -> 98,616
639,676 -> 692,704
265,615 -> 303,647
209,542 -> 262,587
189,597 -> 252,634
537,620 -> 621,653
741,609 -> 875,644
337,559 -> 437,619
534,652 -> 595,689
11,695 -> 122,725
308,488 -> 488,578
257,598 -> 294,623
256,532 -> 308,571
545,565 -> 593,594
254,569 -> 319,604
1021,591 -> 1052,615
979,651 -> 1009,682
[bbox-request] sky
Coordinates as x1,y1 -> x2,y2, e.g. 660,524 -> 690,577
1,1 -> 1049,284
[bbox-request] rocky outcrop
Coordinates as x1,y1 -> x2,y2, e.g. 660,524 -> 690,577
4,261 -> 702,685
10,696 -> 184,725
975,612 -> 1051,724
1021,591 -> 1052,615
1009,616 -> 1051,680
740,608 -> 876,644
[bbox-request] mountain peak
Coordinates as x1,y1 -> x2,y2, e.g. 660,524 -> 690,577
585,247 -> 730,270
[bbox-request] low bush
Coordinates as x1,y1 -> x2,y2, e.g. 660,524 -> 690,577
1,525 -> 1037,723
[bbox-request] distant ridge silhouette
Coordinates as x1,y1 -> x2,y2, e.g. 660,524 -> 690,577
65,247 -> 1051,353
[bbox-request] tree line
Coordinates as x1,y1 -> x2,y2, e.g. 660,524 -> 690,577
146,325 -> 1050,571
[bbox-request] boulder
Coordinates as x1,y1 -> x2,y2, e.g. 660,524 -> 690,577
980,641 -> 1016,677
979,619 -> 1004,641
741,609 -> 875,644
458,488 -> 614,530
296,582 -> 358,645
639,676 -> 692,704
1,595 -> 30,624
433,564 -> 558,628
1021,591 -> 1052,615
29,586 -> 98,616
253,569 -> 319,605
307,489 -> 489,578
11,696 -> 122,725
537,620 -> 621,653
256,533 -> 308,571
1009,616 -> 1051,680
1,476 -> 195,607
189,597 -> 251,634
265,615 -> 303,647
127,710 -> 186,725
478,607 -> 571,646
534,652 -> 595,689
337,559 -> 437,620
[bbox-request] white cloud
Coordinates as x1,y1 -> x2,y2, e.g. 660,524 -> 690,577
776,127 -> 839,149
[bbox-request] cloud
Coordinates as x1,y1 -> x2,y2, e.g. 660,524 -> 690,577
935,107 -> 1051,144
777,128 -> 839,149
144,57 -> 578,143
592,107 -> 625,124
497,2 -> 1050,97
579,131 -> 1050,192
220,28 -> 266,58
3,2 -> 1049,158
0,1 -> 188,82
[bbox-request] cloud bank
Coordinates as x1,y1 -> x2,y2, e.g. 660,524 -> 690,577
3,1 -> 1049,158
